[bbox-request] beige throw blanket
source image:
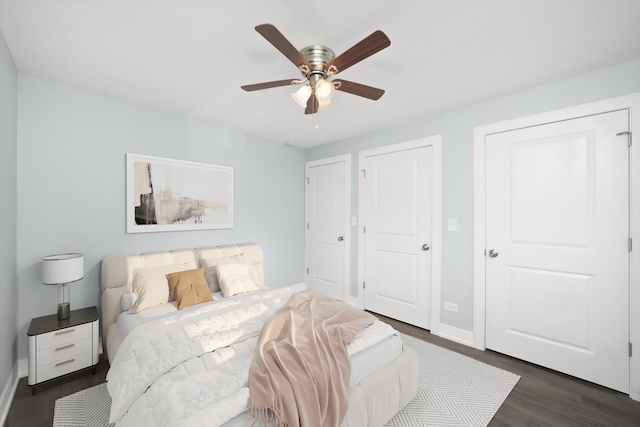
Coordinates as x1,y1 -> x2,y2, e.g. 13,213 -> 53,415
248,290 -> 376,427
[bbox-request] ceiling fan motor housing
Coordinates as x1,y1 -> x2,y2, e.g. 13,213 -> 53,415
300,45 -> 335,79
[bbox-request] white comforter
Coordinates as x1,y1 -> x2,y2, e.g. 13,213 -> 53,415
106,287 -> 396,427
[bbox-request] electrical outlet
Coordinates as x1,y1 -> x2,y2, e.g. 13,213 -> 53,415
444,302 -> 458,312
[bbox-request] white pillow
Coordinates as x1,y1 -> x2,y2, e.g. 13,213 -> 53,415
121,292 -> 137,311
200,254 -> 258,293
216,263 -> 258,298
129,261 -> 198,313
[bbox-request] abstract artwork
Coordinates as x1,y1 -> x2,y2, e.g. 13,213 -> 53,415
126,153 -> 233,233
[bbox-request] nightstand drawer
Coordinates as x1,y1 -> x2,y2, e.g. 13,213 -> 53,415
37,351 -> 93,383
36,336 -> 92,367
37,322 -> 92,350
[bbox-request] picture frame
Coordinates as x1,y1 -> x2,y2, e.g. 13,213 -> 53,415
126,153 -> 233,233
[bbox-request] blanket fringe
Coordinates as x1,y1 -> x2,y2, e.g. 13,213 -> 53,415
248,405 -> 288,427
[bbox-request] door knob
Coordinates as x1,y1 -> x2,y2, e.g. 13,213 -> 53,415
488,249 -> 499,258
337,236 -> 344,242
422,244 -> 430,251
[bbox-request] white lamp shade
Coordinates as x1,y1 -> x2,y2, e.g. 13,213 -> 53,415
315,79 -> 335,102
42,253 -> 84,285
291,85 -> 311,107
318,99 -> 333,110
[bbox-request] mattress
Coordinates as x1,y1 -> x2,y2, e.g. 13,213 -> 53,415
114,287 -> 403,386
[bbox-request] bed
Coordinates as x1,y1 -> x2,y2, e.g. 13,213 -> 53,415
101,242 -> 418,426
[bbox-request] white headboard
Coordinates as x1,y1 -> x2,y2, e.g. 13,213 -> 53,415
100,242 -> 263,350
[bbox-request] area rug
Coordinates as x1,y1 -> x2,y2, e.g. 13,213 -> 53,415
53,333 -> 519,427
385,334 -> 519,426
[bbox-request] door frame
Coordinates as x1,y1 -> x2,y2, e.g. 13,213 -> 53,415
357,136 -> 442,334
473,93 -> 640,401
304,154 -> 352,303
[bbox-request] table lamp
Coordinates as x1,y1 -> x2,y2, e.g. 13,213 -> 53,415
41,253 -> 84,320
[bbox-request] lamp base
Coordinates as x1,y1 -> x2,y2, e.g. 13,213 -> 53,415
57,302 -> 70,320
58,283 -> 70,320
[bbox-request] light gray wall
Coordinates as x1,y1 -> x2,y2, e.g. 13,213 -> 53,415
0,30 -> 18,394
306,58 -> 640,332
10,56 -> 640,360
16,74 -> 306,360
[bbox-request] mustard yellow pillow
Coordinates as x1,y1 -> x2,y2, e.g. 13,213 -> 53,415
166,268 -> 214,310
129,261 -> 198,313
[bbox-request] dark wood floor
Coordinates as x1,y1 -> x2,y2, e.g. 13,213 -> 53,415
4,357 -> 109,427
376,314 -> 640,427
5,317 -> 640,426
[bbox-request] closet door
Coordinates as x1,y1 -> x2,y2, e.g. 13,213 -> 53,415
305,156 -> 350,301
362,145 -> 433,329
485,110 -> 630,392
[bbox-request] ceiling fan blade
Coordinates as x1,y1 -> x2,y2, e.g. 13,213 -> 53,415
333,79 -> 385,100
241,79 -> 299,92
255,24 -> 311,70
326,30 -> 390,75
305,93 -> 319,114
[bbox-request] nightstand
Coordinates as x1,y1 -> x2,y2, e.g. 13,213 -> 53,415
27,306 -> 99,395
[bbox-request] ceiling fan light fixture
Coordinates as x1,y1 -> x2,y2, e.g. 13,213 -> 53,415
318,99 -> 333,111
292,85 -> 311,107
292,78 -> 334,109
315,78 -> 335,102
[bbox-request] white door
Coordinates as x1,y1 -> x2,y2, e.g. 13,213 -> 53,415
306,158 -> 349,301
362,146 -> 433,328
485,110 -> 630,392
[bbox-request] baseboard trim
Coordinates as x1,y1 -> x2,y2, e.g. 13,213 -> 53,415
346,296 -> 358,307
0,362 -> 19,426
18,357 -> 27,378
437,323 -> 475,347
289,282 -> 306,292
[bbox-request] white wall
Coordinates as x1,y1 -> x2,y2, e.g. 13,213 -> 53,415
16,75 -> 306,360
0,29 -> 18,418
306,58 -> 640,332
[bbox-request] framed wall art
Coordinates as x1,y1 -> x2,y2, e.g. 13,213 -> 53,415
126,153 -> 233,233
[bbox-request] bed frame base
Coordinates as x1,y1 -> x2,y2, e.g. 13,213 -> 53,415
343,347 -> 418,427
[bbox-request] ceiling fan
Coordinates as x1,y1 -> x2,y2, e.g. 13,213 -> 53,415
241,24 -> 391,114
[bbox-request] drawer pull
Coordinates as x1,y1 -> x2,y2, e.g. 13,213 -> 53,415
55,329 -> 75,335
55,358 -> 75,367
55,343 -> 75,351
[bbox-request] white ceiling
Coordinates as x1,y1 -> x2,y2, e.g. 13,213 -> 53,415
1,1 -> 639,149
